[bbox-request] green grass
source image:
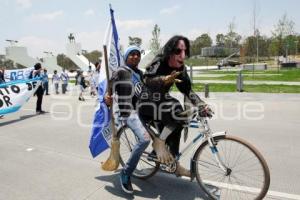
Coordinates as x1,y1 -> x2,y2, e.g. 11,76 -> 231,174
194,68 -> 300,82
172,83 -> 300,93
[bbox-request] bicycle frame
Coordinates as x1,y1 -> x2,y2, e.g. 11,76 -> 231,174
175,117 -> 227,180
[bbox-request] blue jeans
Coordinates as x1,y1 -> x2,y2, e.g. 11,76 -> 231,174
123,111 -> 150,176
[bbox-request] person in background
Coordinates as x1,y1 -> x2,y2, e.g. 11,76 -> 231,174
0,67 -> 5,84
89,61 -> 101,97
60,68 -> 69,94
43,69 -> 49,95
77,70 -> 86,101
93,60 -> 101,93
52,70 -> 60,94
30,63 -> 46,114
0,67 -> 5,118
88,65 -> 96,97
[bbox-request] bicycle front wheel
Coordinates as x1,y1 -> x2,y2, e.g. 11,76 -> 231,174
117,126 -> 159,179
193,135 -> 270,200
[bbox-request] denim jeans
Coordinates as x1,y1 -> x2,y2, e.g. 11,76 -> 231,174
123,111 -> 150,176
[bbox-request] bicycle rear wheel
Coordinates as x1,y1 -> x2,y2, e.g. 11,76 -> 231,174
117,126 -> 159,179
193,135 -> 270,200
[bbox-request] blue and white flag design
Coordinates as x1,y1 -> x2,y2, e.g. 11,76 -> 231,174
4,67 -> 34,81
89,5 -> 124,158
0,77 -> 42,115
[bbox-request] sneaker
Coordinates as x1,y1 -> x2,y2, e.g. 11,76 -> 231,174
120,170 -> 133,194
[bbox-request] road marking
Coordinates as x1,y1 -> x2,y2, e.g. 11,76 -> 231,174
22,108 -> 68,114
181,177 -> 300,200
26,148 -> 34,152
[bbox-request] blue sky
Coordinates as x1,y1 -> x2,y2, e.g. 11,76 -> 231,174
0,0 -> 299,57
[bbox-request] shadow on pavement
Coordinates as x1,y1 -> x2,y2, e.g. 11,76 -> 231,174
95,170 -> 209,200
0,114 -> 39,127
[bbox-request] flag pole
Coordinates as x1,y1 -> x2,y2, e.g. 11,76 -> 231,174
101,46 -> 120,171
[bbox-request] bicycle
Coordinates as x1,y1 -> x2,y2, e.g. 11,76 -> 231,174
117,108 -> 270,200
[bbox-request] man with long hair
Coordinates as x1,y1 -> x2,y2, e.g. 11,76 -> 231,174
139,35 -> 213,177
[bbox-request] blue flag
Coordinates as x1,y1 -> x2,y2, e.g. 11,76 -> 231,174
89,5 -> 124,158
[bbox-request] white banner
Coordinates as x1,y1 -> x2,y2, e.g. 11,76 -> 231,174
4,67 -> 34,81
0,78 -> 42,115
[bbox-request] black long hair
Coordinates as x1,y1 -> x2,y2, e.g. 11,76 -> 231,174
161,35 -> 190,62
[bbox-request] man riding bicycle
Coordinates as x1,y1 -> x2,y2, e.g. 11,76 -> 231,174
138,35 -> 213,177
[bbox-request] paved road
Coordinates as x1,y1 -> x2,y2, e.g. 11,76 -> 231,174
1,87 -> 300,200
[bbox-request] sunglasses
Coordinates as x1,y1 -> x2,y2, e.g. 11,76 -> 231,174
174,48 -> 187,55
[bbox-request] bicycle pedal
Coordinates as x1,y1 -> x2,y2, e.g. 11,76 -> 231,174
160,163 -> 176,173
146,154 -> 158,162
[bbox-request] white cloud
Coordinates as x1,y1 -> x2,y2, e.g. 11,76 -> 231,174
16,0 -> 32,9
28,10 -> 64,22
160,5 -> 181,15
19,36 -> 62,57
84,9 -> 95,16
116,19 -> 154,30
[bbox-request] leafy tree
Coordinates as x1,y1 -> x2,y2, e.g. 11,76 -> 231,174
271,13 -> 296,56
128,36 -> 142,47
224,21 -> 242,48
272,13 -> 295,38
190,33 -> 212,56
243,35 -> 271,57
57,54 -> 77,70
1,59 -> 14,69
216,34 -> 226,47
149,24 -> 161,54
83,50 -> 102,64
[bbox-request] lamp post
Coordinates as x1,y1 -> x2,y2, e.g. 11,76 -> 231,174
286,44 -> 289,62
295,40 -> 298,58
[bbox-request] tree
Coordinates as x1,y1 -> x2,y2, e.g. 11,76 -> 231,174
190,33 -> 212,56
83,50 -> 102,64
149,24 -> 161,54
216,34 -> 226,47
284,35 -> 298,55
273,13 -> 295,38
271,13 -> 296,56
57,54 -> 77,70
225,20 -> 242,48
1,59 -> 14,69
243,35 -> 271,58
128,36 -> 142,47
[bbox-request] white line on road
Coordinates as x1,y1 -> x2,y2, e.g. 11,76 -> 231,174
26,148 -> 34,152
21,108 -> 68,114
181,177 -> 300,200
